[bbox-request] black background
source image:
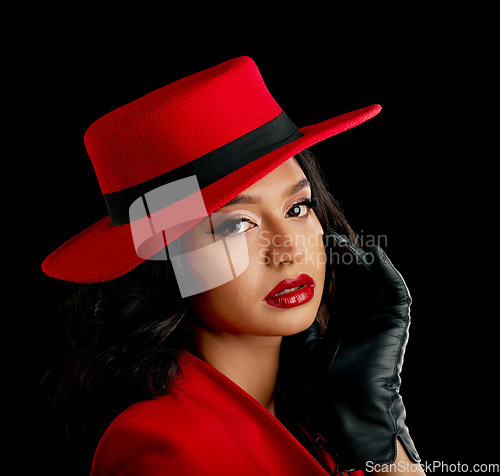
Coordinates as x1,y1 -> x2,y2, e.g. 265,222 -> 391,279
12,5 -> 496,475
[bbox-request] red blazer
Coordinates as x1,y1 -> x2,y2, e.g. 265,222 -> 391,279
90,351 -> 364,476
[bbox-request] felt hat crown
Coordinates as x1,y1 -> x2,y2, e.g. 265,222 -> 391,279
42,56 -> 381,283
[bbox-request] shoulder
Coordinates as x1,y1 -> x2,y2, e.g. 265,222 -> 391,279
90,394 -> 214,476
90,352 -> 266,475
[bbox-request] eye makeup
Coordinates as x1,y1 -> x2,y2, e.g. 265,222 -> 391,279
206,196 -> 319,237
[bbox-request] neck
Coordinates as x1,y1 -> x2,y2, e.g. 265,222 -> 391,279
193,325 -> 282,416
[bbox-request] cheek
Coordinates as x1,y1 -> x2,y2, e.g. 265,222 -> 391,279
303,217 -> 327,301
188,267 -> 259,330
171,233 -> 250,298
303,215 -> 326,266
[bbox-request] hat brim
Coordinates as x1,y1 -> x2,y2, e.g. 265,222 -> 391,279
42,104 -> 381,283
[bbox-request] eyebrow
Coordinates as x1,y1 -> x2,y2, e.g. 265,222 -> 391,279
218,178 -> 311,209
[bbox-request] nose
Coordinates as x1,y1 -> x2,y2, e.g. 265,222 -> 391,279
260,219 -> 307,266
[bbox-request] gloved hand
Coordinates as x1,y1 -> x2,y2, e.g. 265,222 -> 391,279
303,231 -> 421,472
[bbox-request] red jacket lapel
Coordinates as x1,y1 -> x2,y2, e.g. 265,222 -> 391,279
91,350 -> 333,475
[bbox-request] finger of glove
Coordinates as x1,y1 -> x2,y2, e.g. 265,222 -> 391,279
326,232 -> 412,320
364,245 -> 412,306
325,231 -> 372,272
327,232 -> 401,291
302,320 -> 322,351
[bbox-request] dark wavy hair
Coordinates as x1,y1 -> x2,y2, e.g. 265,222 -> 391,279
43,149 -> 357,475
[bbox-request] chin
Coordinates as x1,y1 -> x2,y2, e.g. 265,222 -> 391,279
261,300 -> 319,336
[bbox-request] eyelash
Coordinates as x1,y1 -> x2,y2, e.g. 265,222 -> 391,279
287,197 -> 319,218
207,197 -> 319,236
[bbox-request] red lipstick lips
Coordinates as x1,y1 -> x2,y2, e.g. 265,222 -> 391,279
263,273 -> 315,309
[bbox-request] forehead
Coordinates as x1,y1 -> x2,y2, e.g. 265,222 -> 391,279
222,157 -> 309,208
242,157 -> 306,194
217,158 -> 309,210
173,158 -> 310,253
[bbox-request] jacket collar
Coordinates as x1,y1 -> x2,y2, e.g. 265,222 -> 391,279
175,350 -> 334,475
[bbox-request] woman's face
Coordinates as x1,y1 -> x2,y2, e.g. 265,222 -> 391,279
178,157 -> 326,336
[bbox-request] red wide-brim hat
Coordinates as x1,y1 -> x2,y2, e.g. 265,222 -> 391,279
42,56 -> 381,283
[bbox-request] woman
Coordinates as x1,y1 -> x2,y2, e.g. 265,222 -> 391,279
43,56 -> 423,475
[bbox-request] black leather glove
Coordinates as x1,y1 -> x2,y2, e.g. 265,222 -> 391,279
303,231 -> 421,472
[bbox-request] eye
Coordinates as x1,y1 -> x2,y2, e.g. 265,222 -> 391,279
207,217 -> 256,236
286,198 -> 319,218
